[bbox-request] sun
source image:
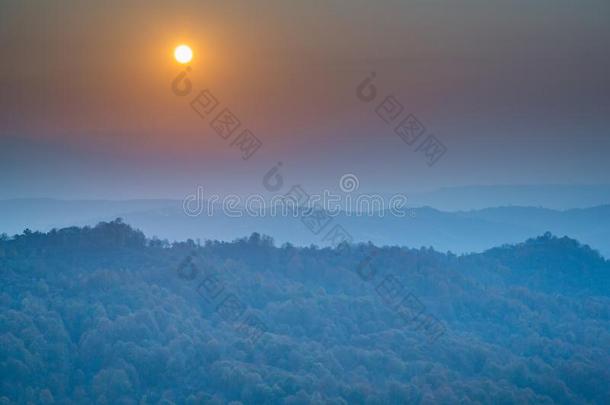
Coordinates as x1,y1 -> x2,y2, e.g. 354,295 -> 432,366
174,45 -> 193,64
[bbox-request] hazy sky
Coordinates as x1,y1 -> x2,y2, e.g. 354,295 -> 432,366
1,0 -> 609,199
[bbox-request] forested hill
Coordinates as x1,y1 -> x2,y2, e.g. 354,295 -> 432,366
1,220 -> 609,404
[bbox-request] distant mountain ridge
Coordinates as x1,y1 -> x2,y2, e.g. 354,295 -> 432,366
1,199 -> 609,257
409,184 -> 610,210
